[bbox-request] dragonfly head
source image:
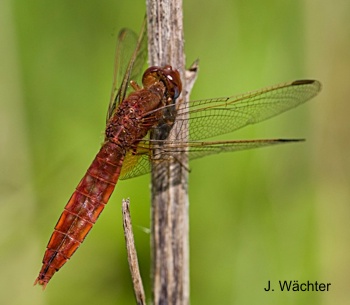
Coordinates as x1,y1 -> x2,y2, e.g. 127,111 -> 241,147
142,65 -> 182,102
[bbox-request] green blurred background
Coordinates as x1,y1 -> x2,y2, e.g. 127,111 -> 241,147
1,0 -> 349,304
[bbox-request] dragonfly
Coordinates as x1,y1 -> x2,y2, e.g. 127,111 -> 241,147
35,20 -> 321,288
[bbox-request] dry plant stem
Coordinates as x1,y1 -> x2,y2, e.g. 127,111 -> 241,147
122,199 -> 146,305
146,1 -> 198,305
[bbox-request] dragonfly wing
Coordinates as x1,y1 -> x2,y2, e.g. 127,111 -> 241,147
185,139 -> 303,160
107,18 -> 147,123
120,138 -> 301,180
120,80 -> 321,179
120,145 -> 152,180
144,139 -> 302,161
173,80 -> 321,141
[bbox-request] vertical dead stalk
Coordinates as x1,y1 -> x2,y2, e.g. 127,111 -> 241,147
146,1 -> 198,304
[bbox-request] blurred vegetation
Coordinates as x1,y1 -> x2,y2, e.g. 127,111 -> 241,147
1,0 -> 349,304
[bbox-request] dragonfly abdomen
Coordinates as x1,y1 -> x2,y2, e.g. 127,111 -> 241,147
35,141 -> 125,287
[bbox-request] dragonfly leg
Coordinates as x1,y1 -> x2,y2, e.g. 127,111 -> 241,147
172,155 -> 191,173
151,153 -> 191,174
130,80 -> 141,91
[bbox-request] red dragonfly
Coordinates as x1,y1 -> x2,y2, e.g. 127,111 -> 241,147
35,21 -> 321,288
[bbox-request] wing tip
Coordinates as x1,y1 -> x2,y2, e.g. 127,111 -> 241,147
276,138 -> 305,143
291,79 -> 315,85
291,79 -> 322,89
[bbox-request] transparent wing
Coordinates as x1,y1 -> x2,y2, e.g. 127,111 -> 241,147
119,139 -> 301,180
170,79 -> 321,141
107,18 -> 147,123
120,79 -> 321,180
120,145 -> 151,180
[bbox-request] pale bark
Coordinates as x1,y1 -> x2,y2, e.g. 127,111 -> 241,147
146,1 -> 198,304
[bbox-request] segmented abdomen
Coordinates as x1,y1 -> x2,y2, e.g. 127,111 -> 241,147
35,141 -> 125,287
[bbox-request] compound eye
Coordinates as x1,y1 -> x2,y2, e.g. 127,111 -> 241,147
173,85 -> 180,99
162,66 -> 182,99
